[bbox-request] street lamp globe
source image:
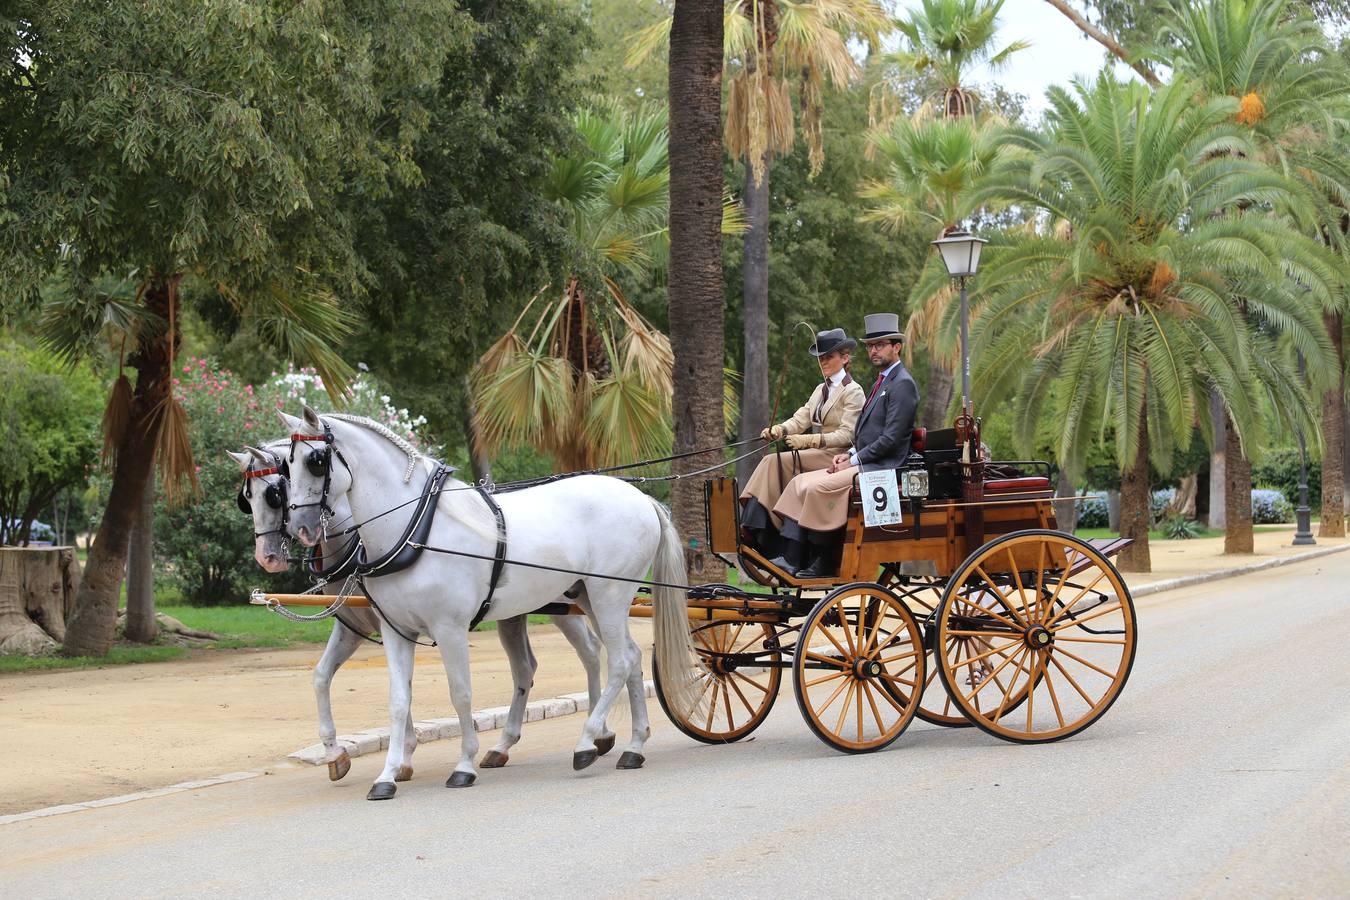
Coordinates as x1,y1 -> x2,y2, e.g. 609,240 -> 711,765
931,229 -> 988,279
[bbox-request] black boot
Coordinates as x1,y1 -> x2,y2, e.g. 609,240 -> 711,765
769,538 -> 806,576
798,529 -> 842,579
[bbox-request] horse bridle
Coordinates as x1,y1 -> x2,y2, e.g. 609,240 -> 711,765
288,420 -> 351,532
237,449 -> 291,539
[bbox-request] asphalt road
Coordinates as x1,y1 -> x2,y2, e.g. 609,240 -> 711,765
5,555 -> 1350,898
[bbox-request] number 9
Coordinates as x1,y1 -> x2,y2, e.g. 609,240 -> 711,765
872,486 -> 888,511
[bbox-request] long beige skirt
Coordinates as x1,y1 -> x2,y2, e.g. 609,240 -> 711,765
772,464 -> 859,532
739,448 -> 834,528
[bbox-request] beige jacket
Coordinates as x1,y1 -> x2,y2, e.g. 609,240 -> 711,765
778,376 -> 866,450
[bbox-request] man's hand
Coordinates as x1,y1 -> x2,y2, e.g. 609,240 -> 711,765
828,452 -> 851,473
760,425 -> 784,441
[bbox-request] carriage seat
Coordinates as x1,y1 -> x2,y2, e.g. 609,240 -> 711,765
983,476 -> 1052,494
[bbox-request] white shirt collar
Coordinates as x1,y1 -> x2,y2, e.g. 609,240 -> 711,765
877,360 -> 900,380
826,369 -> 847,387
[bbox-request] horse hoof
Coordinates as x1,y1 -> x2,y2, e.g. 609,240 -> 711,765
445,771 -> 477,788
595,734 -> 616,757
328,750 -> 352,782
366,782 -> 397,801
394,765 -> 413,783
616,751 -> 645,770
480,750 -> 509,768
572,749 -> 598,771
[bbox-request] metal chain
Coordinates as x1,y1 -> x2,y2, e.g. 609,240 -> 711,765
254,574 -> 359,622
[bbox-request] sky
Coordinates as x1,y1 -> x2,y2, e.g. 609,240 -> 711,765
894,0 -> 1135,116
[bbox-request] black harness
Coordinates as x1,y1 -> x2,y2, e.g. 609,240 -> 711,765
237,450 -> 291,540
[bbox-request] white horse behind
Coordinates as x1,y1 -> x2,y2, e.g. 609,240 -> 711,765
276,405 -> 701,797
229,443 -> 613,799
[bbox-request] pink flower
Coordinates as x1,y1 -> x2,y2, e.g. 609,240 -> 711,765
216,406 -> 224,414
183,366 -> 190,373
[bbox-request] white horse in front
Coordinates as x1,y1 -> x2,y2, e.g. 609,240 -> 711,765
229,444 -> 613,797
276,406 -> 701,796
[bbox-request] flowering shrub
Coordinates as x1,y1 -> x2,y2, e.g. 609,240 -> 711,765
154,358 -> 436,604
1076,492 -> 1110,529
1251,489 -> 1293,525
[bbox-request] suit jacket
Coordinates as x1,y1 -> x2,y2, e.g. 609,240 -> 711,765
852,362 -> 919,472
778,377 -> 866,450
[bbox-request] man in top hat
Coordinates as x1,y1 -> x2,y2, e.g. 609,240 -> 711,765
739,327 -> 866,555
770,313 -> 920,578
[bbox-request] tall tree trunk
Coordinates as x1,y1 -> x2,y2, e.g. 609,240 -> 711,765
1343,393 -> 1349,517
1040,0 -> 1162,86
462,376 -> 492,484
1224,413 -> 1254,554
1053,467 -> 1076,535
669,0 -> 727,583
736,155 -> 771,488
1320,311 -> 1345,537
922,362 -> 955,428
61,278 -> 173,657
1117,404 -> 1151,572
1208,389 -> 1226,530
124,472 -> 158,643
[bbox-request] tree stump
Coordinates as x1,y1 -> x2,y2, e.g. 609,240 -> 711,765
0,547 -> 80,655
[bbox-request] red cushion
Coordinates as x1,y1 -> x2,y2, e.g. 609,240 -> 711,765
910,427 -> 926,453
984,476 -> 1051,492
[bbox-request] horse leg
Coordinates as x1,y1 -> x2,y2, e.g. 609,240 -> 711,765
433,626 -> 480,788
571,584 -> 640,771
551,612 -> 614,756
397,707 -> 416,782
314,620 -> 365,782
481,615 -> 536,768
367,627 -> 416,800
616,635 -> 652,770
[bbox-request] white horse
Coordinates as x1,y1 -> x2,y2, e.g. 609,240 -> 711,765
276,405 -> 701,796
229,443 -> 613,799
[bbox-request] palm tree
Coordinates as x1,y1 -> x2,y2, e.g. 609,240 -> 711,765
970,73 -> 1339,572
630,0 -> 889,486
880,0 -> 1026,429
1158,0 -> 1350,541
472,107 -> 678,472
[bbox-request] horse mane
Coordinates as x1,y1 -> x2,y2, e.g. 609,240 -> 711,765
321,413 -> 498,543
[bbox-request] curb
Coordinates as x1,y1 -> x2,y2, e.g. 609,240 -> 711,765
0,771 -> 262,827
286,680 -> 657,767
1127,543 -> 1350,599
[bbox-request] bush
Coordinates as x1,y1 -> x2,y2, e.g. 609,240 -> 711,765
1150,488 -> 1175,524
154,359 -> 436,605
1253,449 -> 1320,511
1076,491 -> 1110,529
1161,514 -> 1200,540
1250,488 -> 1293,525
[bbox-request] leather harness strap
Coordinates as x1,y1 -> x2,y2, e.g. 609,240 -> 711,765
469,486 -> 508,631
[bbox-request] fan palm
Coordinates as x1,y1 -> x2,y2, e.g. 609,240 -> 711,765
971,72 -> 1340,571
472,106 -> 741,473
1157,0 -> 1350,538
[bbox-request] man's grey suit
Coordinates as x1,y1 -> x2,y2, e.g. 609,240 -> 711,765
853,362 -> 920,472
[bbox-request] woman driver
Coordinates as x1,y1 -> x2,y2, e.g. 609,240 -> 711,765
739,327 -> 865,562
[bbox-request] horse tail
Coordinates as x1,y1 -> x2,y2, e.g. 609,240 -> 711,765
648,497 -> 703,719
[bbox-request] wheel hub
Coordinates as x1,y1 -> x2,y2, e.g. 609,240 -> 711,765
1023,624 -> 1053,650
852,658 -> 884,680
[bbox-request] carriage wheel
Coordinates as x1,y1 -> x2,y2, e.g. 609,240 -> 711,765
934,530 -> 1137,743
792,583 -> 924,754
655,620 -> 781,744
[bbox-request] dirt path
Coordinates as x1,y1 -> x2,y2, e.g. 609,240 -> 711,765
1,622 -> 651,815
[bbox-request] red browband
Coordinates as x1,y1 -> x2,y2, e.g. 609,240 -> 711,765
290,433 -> 327,442
245,467 -> 280,479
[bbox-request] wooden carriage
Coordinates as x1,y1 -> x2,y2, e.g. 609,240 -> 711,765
648,425 -> 1138,753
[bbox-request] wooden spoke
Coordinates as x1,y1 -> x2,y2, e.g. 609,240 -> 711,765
1053,636 -> 1127,645
971,566 -> 1026,627
732,670 -> 769,694
802,649 -> 849,668
1049,601 -> 1123,632
1045,571 -> 1110,627
656,621 -> 781,745
804,669 -> 849,688
1047,653 -> 1097,706
1050,644 -> 1118,679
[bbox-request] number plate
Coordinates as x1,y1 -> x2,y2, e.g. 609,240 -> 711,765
859,470 -> 903,527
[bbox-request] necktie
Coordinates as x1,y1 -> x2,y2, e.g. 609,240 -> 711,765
866,373 -> 884,406
821,379 -> 830,404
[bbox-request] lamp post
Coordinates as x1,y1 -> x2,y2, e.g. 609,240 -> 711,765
931,228 -> 989,421
1294,350 -> 1316,545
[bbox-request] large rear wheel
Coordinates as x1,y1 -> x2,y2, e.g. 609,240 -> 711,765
933,531 -> 1137,743
792,583 -> 924,754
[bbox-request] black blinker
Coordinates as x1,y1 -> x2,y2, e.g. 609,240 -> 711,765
236,491 -> 252,514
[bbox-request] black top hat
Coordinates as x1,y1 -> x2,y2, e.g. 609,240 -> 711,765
809,328 -> 857,357
862,313 -> 903,342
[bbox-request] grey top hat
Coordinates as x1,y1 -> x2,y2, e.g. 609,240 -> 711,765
862,312 -> 903,342
808,327 -> 857,357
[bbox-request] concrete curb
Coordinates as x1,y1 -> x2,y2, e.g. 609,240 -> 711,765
1127,543 -> 1350,599
0,771 -> 262,827
286,680 -> 657,767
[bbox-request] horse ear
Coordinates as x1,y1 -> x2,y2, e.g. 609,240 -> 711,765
225,450 -> 251,471
275,408 -> 302,431
301,403 -> 322,430
245,446 -> 272,465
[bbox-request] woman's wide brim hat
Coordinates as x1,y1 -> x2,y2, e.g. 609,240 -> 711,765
862,312 -> 904,342
809,328 -> 857,357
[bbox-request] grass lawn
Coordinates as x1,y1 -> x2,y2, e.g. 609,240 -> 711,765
1076,524 -> 1291,542
0,645 -> 186,674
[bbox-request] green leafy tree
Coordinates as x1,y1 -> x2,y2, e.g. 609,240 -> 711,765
0,338 -> 103,545
1,1 -> 461,656
972,73 -> 1340,571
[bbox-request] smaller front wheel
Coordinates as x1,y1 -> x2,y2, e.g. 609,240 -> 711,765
792,583 -> 925,754
656,620 -> 781,743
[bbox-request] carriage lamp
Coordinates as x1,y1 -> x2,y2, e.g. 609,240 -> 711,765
932,229 -> 989,422
901,469 -> 930,499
